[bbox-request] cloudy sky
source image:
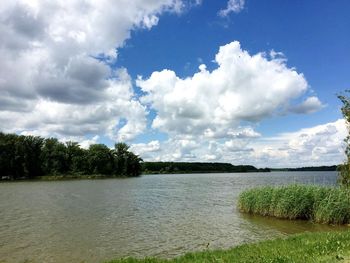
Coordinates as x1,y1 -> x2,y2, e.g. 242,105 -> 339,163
1,0 -> 349,167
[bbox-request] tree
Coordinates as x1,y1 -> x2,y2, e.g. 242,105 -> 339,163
113,143 -> 143,176
0,132 -> 142,179
338,90 -> 350,187
87,144 -> 115,175
66,141 -> 88,174
22,135 -> 44,178
0,133 -> 20,179
41,138 -> 68,175
125,151 -> 143,177
113,142 -> 129,175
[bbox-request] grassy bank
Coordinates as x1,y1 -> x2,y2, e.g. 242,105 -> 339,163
238,185 -> 350,224
35,174 -> 132,181
107,230 -> 350,263
0,174 -> 134,182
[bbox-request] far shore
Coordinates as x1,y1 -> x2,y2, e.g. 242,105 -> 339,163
0,174 -> 135,182
0,168 -> 339,182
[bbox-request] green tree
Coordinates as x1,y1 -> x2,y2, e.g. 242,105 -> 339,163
41,138 -> 67,175
0,133 -> 18,179
22,135 -> 44,178
66,141 -> 88,174
125,151 -> 143,177
113,142 -> 129,175
0,132 -> 142,179
87,144 -> 115,175
113,143 -> 143,176
338,91 -> 350,187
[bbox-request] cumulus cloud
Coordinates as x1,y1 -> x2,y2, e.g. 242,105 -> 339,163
0,1 -> 339,168
0,67 -> 147,141
251,119 -> 347,167
133,120 -> 346,167
224,139 -> 253,153
0,0 -> 187,142
77,136 -> 100,150
138,41 -> 313,139
289,96 -> 325,114
130,140 -> 161,159
219,0 -> 245,17
227,127 -> 261,138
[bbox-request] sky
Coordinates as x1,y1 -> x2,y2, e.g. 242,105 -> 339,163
0,0 -> 349,167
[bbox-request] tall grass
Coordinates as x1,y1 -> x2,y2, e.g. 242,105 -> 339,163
238,185 -> 350,224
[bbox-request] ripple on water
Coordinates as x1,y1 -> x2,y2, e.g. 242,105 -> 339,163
0,171 -> 343,263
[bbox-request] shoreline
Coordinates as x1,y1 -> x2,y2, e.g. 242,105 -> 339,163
0,170 -> 338,182
0,174 -> 137,182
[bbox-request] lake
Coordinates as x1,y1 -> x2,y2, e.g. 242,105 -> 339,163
0,171 -> 346,263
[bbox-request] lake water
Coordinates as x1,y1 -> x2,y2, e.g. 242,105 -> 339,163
0,171 -> 347,263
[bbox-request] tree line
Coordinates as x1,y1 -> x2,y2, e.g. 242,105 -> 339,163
270,165 -> 338,172
142,162 -> 270,174
0,132 -> 142,179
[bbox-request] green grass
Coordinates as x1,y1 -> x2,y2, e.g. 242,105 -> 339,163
238,185 -> 350,224
106,230 -> 350,263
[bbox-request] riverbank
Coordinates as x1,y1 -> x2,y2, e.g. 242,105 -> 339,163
107,230 -> 350,263
238,185 -> 350,224
1,174 -> 135,182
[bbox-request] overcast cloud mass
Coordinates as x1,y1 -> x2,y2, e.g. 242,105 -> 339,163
0,0 -> 347,167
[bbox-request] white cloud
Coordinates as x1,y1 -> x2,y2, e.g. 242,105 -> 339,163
251,119 -> 347,167
138,41 -> 312,139
0,0 -> 188,142
130,140 -> 161,159
78,136 -> 100,149
224,139 -> 253,152
219,0 -> 245,17
0,68 -> 147,142
0,1 -> 341,169
135,120 -> 347,167
227,127 -> 261,138
289,96 -> 325,114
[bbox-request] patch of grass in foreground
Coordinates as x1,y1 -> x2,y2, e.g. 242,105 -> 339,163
107,231 -> 350,263
238,185 -> 350,224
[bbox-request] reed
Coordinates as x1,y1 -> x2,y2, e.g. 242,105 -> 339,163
238,185 -> 350,224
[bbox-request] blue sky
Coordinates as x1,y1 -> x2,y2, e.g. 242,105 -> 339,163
0,0 -> 349,167
118,0 -> 349,132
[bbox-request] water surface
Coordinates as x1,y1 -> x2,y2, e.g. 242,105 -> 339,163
0,171 -> 346,263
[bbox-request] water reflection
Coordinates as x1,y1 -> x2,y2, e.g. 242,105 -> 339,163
240,213 -> 349,235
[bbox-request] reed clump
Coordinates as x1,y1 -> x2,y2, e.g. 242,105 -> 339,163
238,185 -> 350,224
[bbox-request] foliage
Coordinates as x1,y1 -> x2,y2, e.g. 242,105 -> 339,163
41,138 -> 67,175
0,132 -> 142,179
338,91 -> 350,187
87,144 -> 115,175
238,185 -> 350,224
107,230 -> 350,263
